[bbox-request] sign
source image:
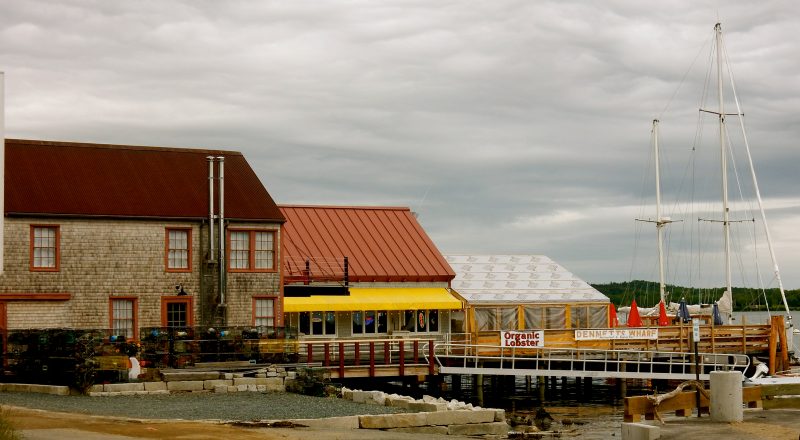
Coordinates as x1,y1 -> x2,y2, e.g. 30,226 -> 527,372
692,318 -> 701,342
501,330 -> 544,348
574,328 -> 658,341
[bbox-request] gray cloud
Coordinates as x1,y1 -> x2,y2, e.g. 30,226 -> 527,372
2,0 -> 799,289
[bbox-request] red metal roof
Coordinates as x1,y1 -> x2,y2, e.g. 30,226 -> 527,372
5,139 -> 284,222
279,205 -> 455,283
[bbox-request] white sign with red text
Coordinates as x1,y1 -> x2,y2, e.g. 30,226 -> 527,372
501,330 -> 544,348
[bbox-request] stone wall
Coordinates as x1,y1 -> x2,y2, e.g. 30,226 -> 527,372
0,217 -> 282,330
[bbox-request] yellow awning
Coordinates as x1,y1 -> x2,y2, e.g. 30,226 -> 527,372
283,287 -> 463,312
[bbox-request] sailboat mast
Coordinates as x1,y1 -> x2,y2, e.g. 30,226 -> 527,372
653,119 -> 667,304
715,23 -> 734,303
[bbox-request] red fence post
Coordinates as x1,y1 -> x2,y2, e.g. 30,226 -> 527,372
338,342 -> 345,378
399,340 -> 405,376
384,341 -> 390,365
413,340 -> 419,364
428,339 -> 435,375
369,342 -> 375,377
354,342 -> 360,366
324,343 -> 330,367
307,343 -> 313,366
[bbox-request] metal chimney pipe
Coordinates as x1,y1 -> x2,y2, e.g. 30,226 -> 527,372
217,156 -> 225,305
207,156 -> 215,260
0,72 -> 5,275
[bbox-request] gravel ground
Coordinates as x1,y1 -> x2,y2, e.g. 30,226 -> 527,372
0,391 -> 405,421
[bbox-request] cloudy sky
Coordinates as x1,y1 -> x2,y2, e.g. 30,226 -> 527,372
2,1 -> 799,290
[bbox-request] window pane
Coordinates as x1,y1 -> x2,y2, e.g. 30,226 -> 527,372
168,229 -> 189,269
428,310 -> 439,332
167,302 -> 187,327
523,306 -> 543,329
352,311 -> 363,334
365,311 -> 376,333
545,306 -> 566,329
112,299 -> 135,339
571,306 -> 588,328
33,227 -> 57,268
404,310 -> 416,332
377,311 -> 387,333
255,299 -> 274,328
230,231 -> 250,269
501,307 -> 518,330
325,312 -> 336,335
474,308 -> 496,331
299,312 -> 310,335
311,311 -> 323,335
254,232 -> 274,269
417,310 -> 427,332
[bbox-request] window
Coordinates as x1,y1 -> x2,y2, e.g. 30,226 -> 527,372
299,311 -> 336,336
30,225 -> 59,271
352,310 -> 387,335
254,298 -> 275,327
165,228 -> 192,272
228,230 -> 276,272
161,297 -> 193,328
403,310 -> 440,333
110,298 -> 137,340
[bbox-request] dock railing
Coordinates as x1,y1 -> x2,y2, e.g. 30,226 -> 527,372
427,341 -> 750,380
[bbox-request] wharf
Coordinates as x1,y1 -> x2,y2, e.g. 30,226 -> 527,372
649,408 -> 800,440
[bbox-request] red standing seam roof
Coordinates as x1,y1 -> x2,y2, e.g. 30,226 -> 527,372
279,205 -> 455,283
5,139 -> 284,222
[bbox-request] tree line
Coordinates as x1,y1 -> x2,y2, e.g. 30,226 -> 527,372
591,280 -> 800,311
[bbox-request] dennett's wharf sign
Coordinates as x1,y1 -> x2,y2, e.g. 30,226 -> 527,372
574,328 -> 658,341
501,330 -> 544,347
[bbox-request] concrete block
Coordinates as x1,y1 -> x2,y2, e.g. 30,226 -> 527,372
214,386 -> 228,394
204,380 -> 233,390
144,381 -> 167,392
234,377 -> 257,386
148,390 -> 169,395
246,384 -> 258,392
237,384 -> 248,392
134,391 -> 149,396
267,372 -> 278,377
255,373 -> 266,378
359,413 -> 428,429
227,386 -> 237,393
257,385 -> 267,392
265,377 -> 285,392
385,397 -> 412,408
167,381 -> 204,392
120,391 -> 138,396
387,426 -> 449,435
88,392 -> 108,397
448,421 -> 510,436
494,409 -> 506,422
408,401 -> 447,412
426,409 -> 496,426
106,392 -> 122,397
223,373 -> 234,380
233,373 -> 245,378
621,422 -> 661,440
342,389 -> 354,400
162,372 -> 219,381
352,390 -> 370,403
290,416 -> 360,430
104,383 -> 144,393
88,384 -> 104,393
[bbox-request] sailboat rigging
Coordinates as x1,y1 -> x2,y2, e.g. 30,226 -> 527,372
627,23 -> 793,331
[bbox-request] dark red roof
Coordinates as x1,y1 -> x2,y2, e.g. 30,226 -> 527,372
5,139 -> 284,222
279,205 -> 455,283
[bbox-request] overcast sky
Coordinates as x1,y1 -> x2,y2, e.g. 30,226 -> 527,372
2,1 -> 799,292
